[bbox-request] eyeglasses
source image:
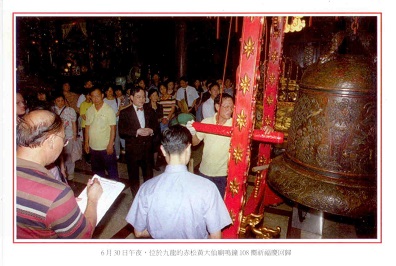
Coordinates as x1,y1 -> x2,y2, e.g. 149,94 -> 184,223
220,105 -> 233,110
54,134 -> 69,147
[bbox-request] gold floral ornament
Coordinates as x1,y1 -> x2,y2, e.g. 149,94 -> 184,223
232,146 -> 244,164
268,73 -> 276,86
239,74 -> 251,95
229,177 -> 240,197
236,109 -> 247,131
270,50 -> 279,63
265,94 -> 274,106
264,115 -> 272,126
243,37 -> 255,59
272,30 -> 280,39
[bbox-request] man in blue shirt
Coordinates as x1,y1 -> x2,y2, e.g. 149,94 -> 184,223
125,125 -> 232,239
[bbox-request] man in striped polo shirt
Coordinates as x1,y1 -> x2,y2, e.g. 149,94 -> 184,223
16,109 -> 103,239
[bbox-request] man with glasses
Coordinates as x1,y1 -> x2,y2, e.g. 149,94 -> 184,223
16,109 -> 103,238
186,93 -> 235,198
187,93 -> 274,198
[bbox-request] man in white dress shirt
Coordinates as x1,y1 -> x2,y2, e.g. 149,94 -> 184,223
202,82 -> 221,119
175,76 -> 199,115
125,125 -> 231,239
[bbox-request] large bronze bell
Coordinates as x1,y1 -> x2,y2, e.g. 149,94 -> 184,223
267,54 -> 377,218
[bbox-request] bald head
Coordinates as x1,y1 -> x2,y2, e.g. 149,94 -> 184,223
17,109 -> 63,148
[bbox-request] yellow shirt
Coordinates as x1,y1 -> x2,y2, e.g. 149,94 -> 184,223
79,101 -> 93,128
196,113 -> 232,177
85,102 -> 116,150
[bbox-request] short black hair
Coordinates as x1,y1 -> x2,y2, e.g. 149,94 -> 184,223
161,124 -> 192,155
214,93 -> 234,105
179,76 -> 189,83
147,88 -> 158,99
114,85 -> 123,92
52,92 -> 65,101
89,87 -> 103,95
136,77 -> 146,85
130,85 -> 146,96
209,82 -> 220,91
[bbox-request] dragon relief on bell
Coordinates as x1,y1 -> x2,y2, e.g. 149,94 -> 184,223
267,52 -> 377,218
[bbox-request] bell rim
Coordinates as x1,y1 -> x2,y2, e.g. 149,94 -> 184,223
267,154 -> 377,218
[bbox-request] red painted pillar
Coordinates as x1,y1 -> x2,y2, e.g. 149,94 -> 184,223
243,17 -> 286,218
222,17 -> 265,238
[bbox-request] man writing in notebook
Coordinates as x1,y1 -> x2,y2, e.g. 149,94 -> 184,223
16,109 -> 103,238
125,125 -> 231,239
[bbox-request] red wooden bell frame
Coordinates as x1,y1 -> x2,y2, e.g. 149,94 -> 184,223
193,16 -> 286,239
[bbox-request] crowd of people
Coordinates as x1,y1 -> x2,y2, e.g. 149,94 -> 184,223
15,73 -> 251,239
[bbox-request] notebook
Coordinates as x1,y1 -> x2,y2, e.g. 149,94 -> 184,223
77,174 -> 125,226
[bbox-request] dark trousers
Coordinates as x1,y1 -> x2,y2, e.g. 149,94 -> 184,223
90,148 -> 119,180
125,145 -> 153,196
198,170 -> 227,198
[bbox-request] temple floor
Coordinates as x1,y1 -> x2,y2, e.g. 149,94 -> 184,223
68,156 -> 377,240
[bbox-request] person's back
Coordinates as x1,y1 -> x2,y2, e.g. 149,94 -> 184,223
16,110 -> 103,239
17,158 -> 90,238
129,165 -> 228,238
125,125 -> 231,239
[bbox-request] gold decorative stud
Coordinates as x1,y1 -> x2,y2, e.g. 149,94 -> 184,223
232,146 -> 244,165
239,74 -> 251,95
243,37 -> 255,59
229,177 -> 240,197
236,109 -> 247,131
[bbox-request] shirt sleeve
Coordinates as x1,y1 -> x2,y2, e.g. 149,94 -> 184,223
77,94 -> 85,108
175,88 -> 183,101
46,187 -> 93,239
201,100 -> 214,119
191,87 -> 200,101
125,189 -> 148,232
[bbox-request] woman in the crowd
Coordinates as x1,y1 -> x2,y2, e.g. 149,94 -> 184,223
52,93 -> 78,181
62,81 -> 80,114
16,91 -> 27,123
115,85 -> 130,111
158,83 -> 176,132
29,88 -> 53,112
166,80 -> 177,98
114,85 -> 130,155
145,88 -> 163,171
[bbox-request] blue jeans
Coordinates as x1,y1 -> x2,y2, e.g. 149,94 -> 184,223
198,170 -> 227,198
90,148 -> 119,180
